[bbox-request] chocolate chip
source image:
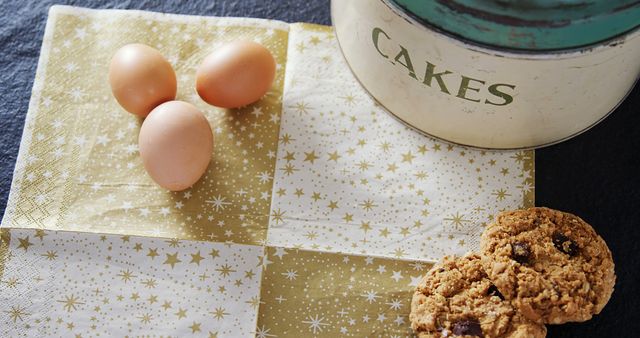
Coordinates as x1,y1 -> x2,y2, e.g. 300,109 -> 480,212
552,232 -> 578,256
487,284 -> 505,300
511,242 -> 531,264
452,319 -> 483,337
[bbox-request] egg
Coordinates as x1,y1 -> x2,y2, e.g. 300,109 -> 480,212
196,41 -> 276,108
109,43 -> 177,117
138,101 -> 213,191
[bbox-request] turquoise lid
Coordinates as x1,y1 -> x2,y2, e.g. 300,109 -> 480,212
390,0 -> 640,51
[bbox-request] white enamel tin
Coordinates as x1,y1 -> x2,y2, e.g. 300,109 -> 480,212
332,0 -> 640,149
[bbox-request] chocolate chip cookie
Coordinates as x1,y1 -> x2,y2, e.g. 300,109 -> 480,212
410,253 -> 546,337
480,207 -> 615,324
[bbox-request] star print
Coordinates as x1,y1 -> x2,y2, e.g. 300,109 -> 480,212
4,306 -> 29,323
443,212 -> 471,230
282,270 -> 298,280
206,195 -> 231,211
272,247 -> 287,259
34,229 -> 47,241
189,322 -> 201,333
379,228 -> 390,237
116,269 -> 136,282
141,278 -> 157,288
138,313 -> 152,324
393,315 -> 405,325
327,151 -> 341,162
303,151 -> 319,164
309,35 -> 321,45
190,251 -> 205,265
280,163 -> 298,175
147,295 -> 158,304
210,307 -> 229,320
147,248 -> 159,259
359,199 -> 377,211
392,248 -> 406,258
271,208 -> 286,225
401,151 -> 416,163
283,151 -> 296,162
257,171 -> 272,183
2,278 -> 20,288
250,107 -> 263,117
216,264 -> 236,277
302,314 -> 329,334
280,133 -> 293,144
17,236 -> 33,251
209,248 -> 220,258
163,252 -> 181,268
175,308 -> 187,319
327,201 -> 339,211
492,188 -> 511,201
57,294 -> 84,312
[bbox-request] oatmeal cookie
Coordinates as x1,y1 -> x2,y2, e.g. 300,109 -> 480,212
480,207 -> 615,324
410,253 -> 546,337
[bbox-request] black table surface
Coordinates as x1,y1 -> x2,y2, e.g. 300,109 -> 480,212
1,1 -> 638,337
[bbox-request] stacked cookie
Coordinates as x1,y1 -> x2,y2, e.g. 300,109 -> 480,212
410,207 -> 616,337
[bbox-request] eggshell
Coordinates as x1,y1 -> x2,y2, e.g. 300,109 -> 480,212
196,41 -> 276,108
109,44 -> 177,117
139,101 -> 213,191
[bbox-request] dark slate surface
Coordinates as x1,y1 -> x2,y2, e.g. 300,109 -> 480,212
0,1 -> 638,337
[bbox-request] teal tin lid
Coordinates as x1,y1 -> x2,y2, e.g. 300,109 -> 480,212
390,0 -> 640,51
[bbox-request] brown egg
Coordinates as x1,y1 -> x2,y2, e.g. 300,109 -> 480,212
109,43 -> 177,117
196,41 -> 276,108
139,101 -> 213,191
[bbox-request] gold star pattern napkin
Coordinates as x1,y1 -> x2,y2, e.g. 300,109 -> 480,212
267,24 -> 533,261
1,6 -> 290,245
0,6 -> 534,337
0,228 -> 264,337
257,246 -> 432,337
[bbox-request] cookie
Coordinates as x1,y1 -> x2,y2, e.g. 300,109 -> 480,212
480,207 -> 615,324
410,253 -> 546,338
